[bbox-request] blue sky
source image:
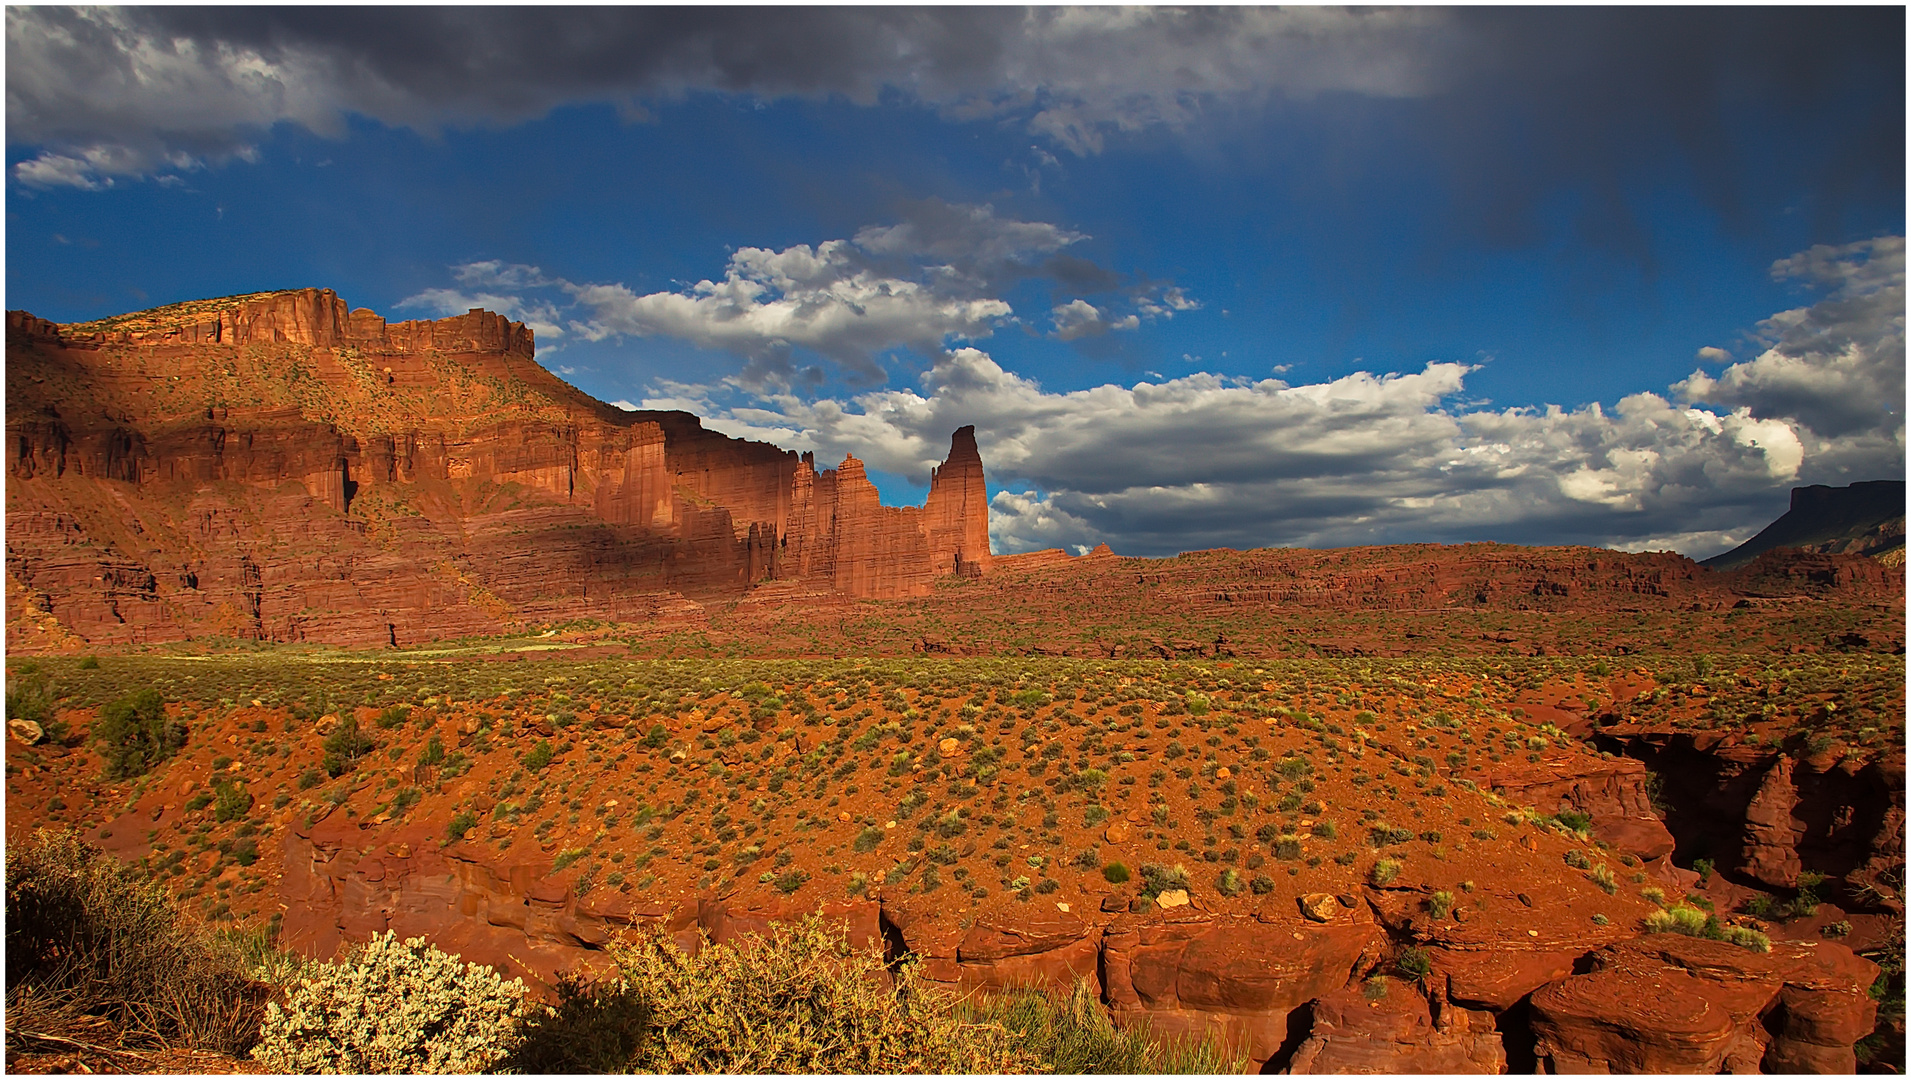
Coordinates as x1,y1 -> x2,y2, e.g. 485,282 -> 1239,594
7,7 -> 1904,558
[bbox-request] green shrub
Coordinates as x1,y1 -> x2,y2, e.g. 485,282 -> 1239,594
1644,903 -> 1768,950
1274,839 -> 1302,861
1429,890 -> 1455,919
446,810 -> 478,842
375,706 -> 410,730
1102,861 -> 1131,884
1370,858 -> 1401,886
77,655 -> 101,670
1216,868 -> 1243,897
1720,925 -> 1772,952
1138,863 -> 1190,900
1396,947 -> 1432,981
420,734 -> 446,767
212,778 -> 252,823
642,724 -> 668,748
601,916 -> 1030,1072
252,931 -> 530,1073
5,829 -> 264,1053
1557,809 -> 1592,832
6,665 -> 63,741
525,739 -> 556,771
321,715 -> 374,777
1588,864 -> 1617,894
853,827 -> 885,853
506,974 -> 652,1074
93,689 -> 187,779
1312,821 -> 1337,840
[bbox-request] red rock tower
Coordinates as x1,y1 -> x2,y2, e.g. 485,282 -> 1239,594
924,425 -> 992,578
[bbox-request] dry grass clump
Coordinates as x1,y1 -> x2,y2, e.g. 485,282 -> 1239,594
4,829 -> 265,1054
962,978 -> 1245,1073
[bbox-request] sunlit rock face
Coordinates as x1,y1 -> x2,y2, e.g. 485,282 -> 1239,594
5,290 -> 993,647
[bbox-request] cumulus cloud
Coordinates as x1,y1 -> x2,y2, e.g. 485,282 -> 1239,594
1050,299 -> 1138,341
396,263 -> 569,340
1676,235 -> 1904,438
670,237 -> 1903,558
400,203 -> 1183,389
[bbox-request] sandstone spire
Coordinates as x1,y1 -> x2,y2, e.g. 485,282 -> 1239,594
925,425 -> 992,577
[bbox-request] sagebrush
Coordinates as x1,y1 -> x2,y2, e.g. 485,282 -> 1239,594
252,931 -> 531,1073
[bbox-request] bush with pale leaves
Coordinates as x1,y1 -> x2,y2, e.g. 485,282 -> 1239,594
252,932 -> 529,1073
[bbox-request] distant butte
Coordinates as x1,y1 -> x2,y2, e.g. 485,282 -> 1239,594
5,289 -> 992,646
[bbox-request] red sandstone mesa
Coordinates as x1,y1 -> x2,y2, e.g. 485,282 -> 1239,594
6,291 -> 993,646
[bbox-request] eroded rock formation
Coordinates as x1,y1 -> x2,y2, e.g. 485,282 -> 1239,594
6,291 -> 994,646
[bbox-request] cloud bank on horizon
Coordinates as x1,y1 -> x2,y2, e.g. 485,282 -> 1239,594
7,7 -> 1902,562
415,215 -> 1903,560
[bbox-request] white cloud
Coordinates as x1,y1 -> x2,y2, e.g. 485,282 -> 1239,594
402,204 -> 1164,390
1676,235 -> 1904,438
395,285 -> 566,340
669,238 -> 1902,559
567,242 -> 1011,384
1050,299 -> 1138,341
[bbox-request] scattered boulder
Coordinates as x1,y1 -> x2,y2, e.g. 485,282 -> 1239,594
1298,893 -> 1339,922
8,718 -> 44,745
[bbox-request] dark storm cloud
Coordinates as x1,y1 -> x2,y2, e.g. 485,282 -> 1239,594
14,6 -> 1899,246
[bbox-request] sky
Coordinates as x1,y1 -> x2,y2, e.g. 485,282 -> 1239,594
6,6 -> 1905,559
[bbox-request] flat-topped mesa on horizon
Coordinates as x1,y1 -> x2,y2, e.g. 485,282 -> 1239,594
6,290 -> 993,646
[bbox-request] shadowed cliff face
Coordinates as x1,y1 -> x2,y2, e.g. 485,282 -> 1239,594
4,290 -> 993,647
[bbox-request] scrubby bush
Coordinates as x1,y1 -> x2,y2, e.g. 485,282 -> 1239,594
252,931 -> 530,1073
212,778 -> 252,823
1138,862 -> 1190,900
853,827 -> 885,853
525,738 -> 555,771
1396,947 -> 1432,981
1102,861 -> 1131,884
5,829 -> 264,1053
1370,858 -> 1402,886
321,715 -> 374,777
1429,890 -> 1455,918
600,917 -> 1030,1072
507,974 -> 653,1074
93,689 -> 186,779
6,664 -> 65,742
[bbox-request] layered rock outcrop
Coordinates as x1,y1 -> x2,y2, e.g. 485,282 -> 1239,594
277,811 -> 1882,1074
1530,933 -> 1879,1073
6,291 -> 994,646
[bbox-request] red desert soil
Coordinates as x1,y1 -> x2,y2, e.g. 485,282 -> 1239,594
5,650 -> 1902,1072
